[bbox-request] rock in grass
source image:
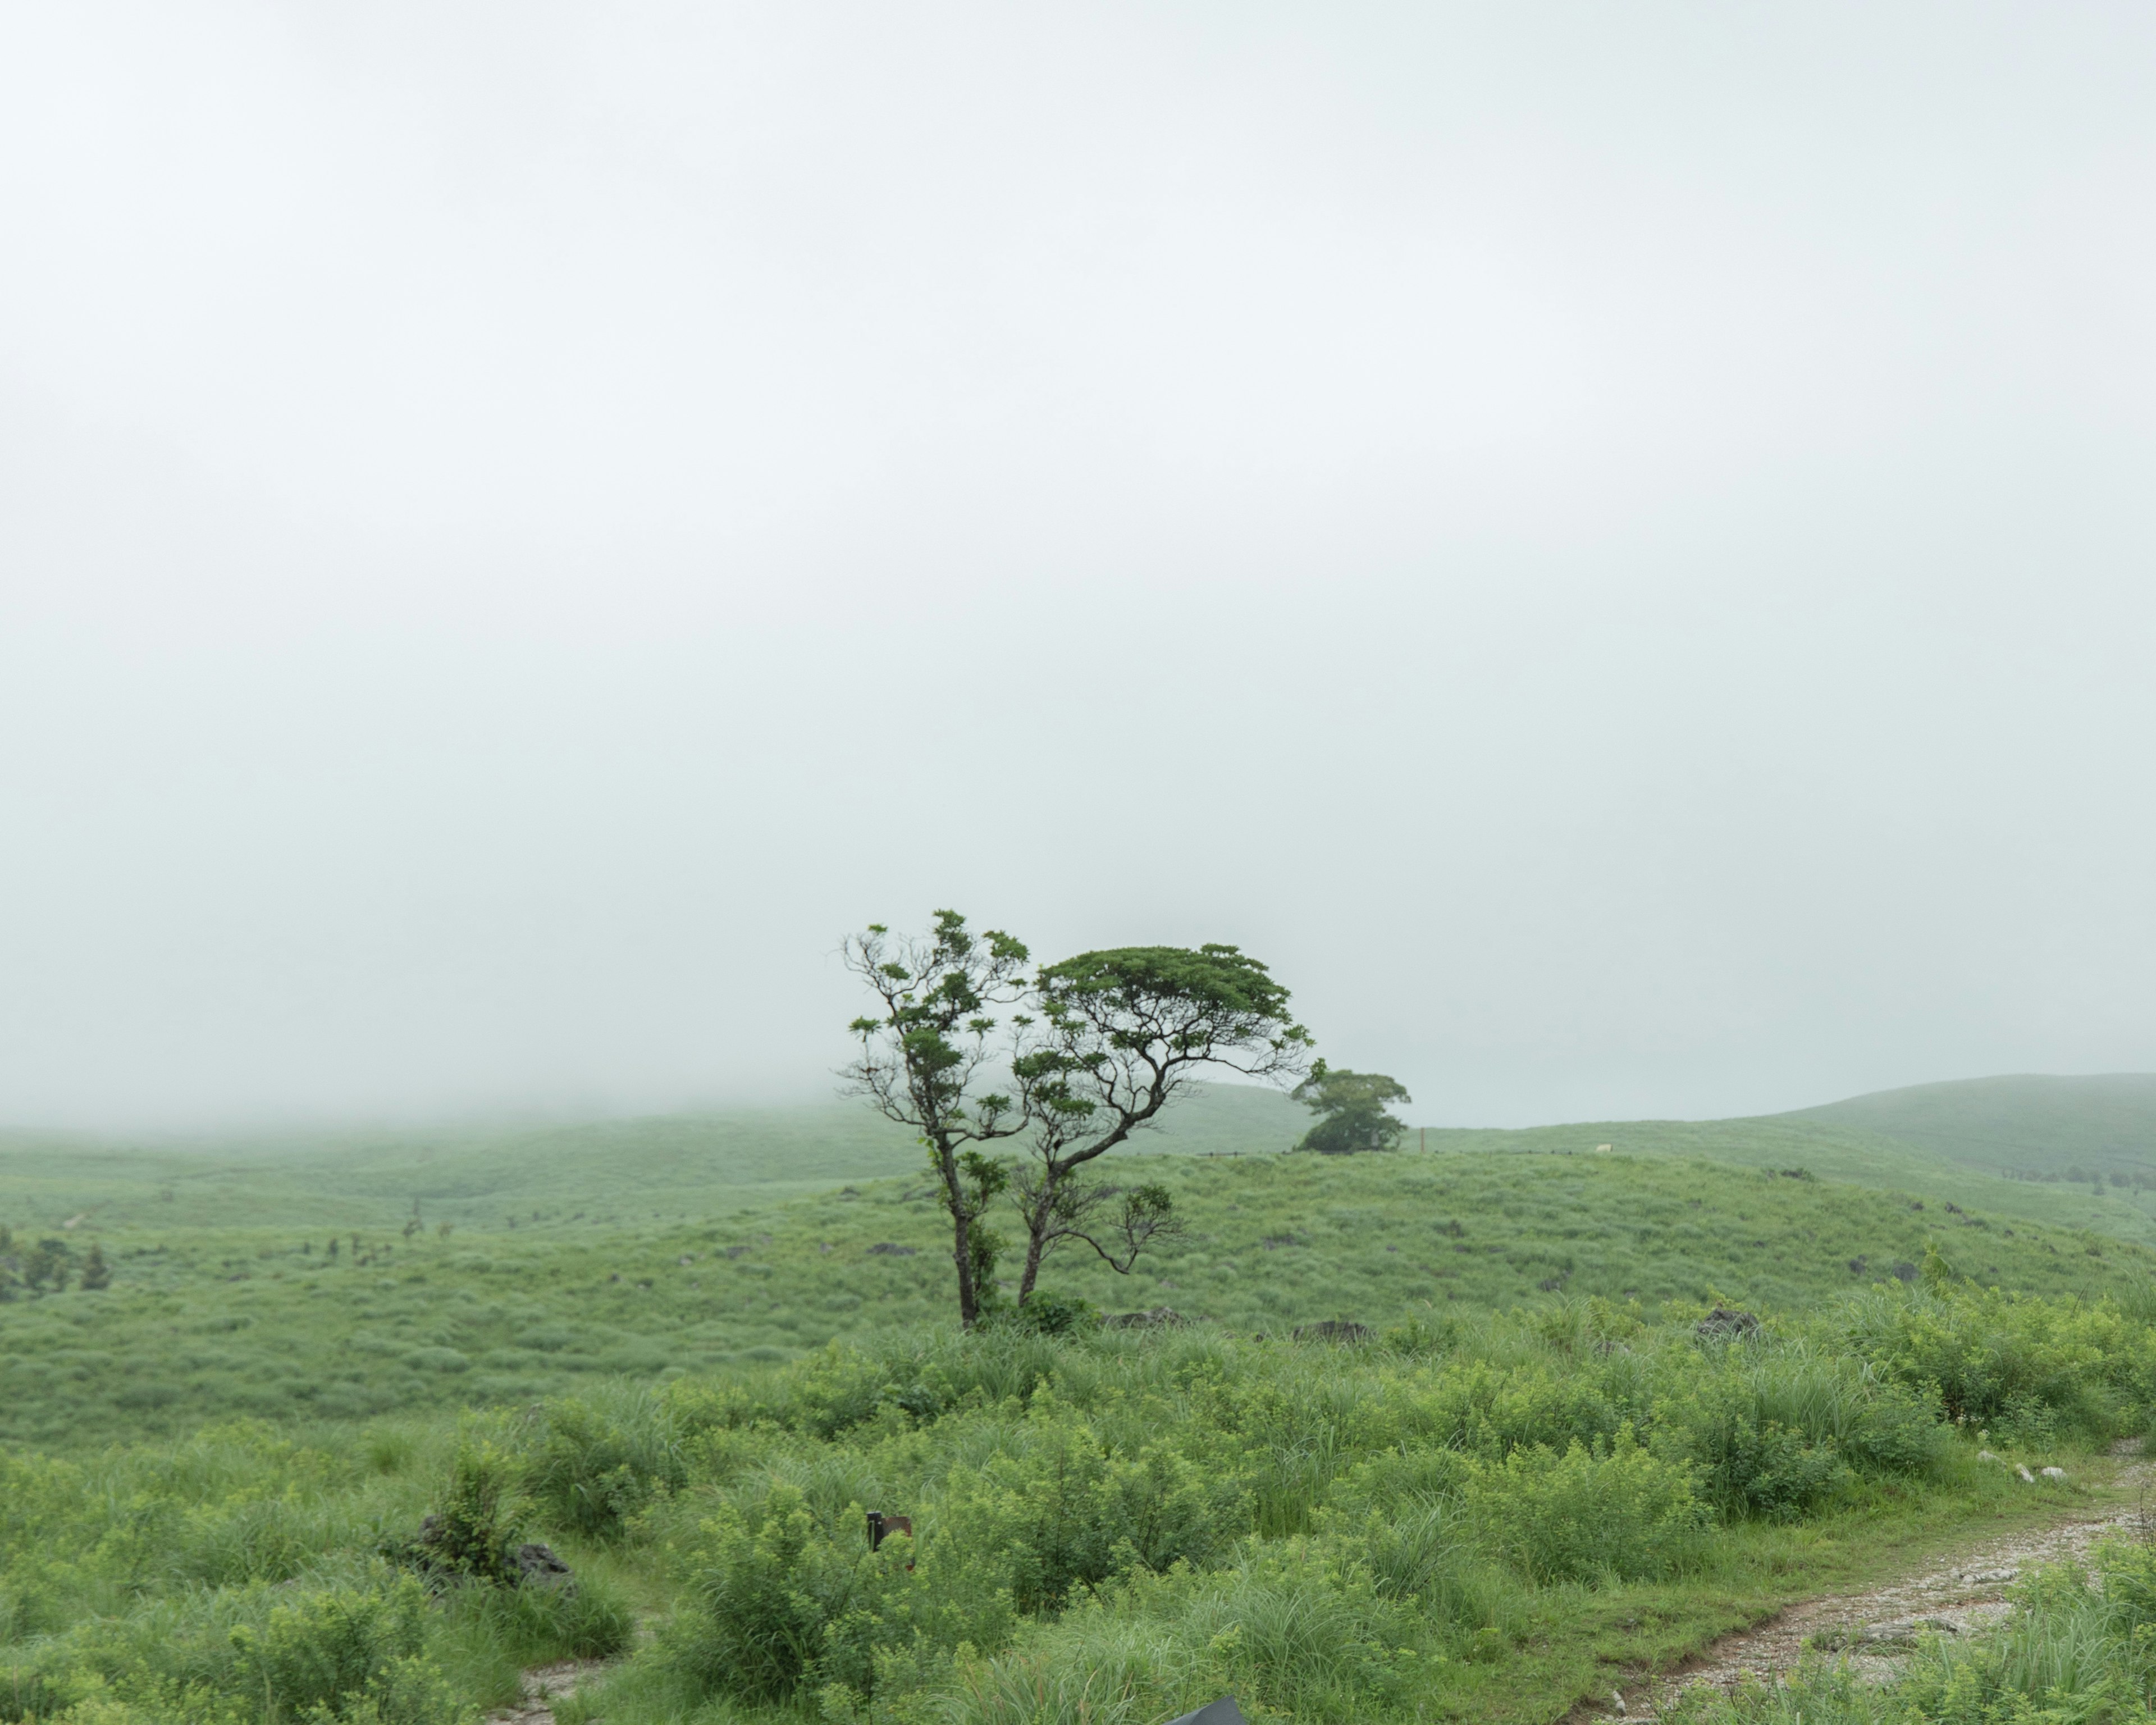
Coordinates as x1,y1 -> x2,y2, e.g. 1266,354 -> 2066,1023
1695,1307 -> 1761,1341
1165,1699 -> 1246,1725
1293,1319 -> 1373,1344
514,1541 -> 575,1590
1107,1306 -> 1185,1329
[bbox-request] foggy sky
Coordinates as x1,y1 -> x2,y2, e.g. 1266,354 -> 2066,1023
3,3 -> 2154,1132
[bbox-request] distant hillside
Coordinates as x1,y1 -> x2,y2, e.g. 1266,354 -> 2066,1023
0,1081 -> 1312,1234
1788,1074 -> 2156,1183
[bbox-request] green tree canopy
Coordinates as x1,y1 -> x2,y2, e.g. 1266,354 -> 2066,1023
1008,943 -> 1310,1303
1291,1061 -> 1412,1155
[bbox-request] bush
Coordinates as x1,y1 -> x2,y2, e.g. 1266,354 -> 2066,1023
1006,1291 -> 1101,1336
398,1439 -> 525,1586
1466,1427 -> 1706,1584
523,1387 -> 687,1541
1848,1283 -> 2153,1439
672,1482 -> 903,1705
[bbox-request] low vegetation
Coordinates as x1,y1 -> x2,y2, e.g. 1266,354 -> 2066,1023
3,1271 -> 2152,1724
9,1075 -> 2156,1722
3,1150 -> 2146,1450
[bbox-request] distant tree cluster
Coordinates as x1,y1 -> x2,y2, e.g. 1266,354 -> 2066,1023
0,1227 -> 108,1298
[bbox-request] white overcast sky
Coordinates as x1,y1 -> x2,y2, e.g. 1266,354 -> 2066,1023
3,3 -> 2153,1131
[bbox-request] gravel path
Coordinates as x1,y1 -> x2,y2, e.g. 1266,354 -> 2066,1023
1595,1448 -> 2154,1723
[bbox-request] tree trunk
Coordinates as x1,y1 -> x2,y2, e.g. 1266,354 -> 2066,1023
1015,1158 -> 1061,1305
928,1137 -> 981,1327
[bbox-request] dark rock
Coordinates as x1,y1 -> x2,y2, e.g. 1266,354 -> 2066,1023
1166,1697 -> 1247,1725
513,1541 -> 575,1590
867,1243 -> 917,1257
1294,1320 -> 1374,1344
1891,1259 -> 1919,1283
1695,1307 -> 1761,1341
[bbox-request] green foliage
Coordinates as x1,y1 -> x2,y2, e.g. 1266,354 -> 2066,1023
1846,1280 -> 2154,1439
401,1438 -> 526,1585
1464,1427 -> 1706,1582
523,1385 -> 688,1540
841,910 -> 1034,1327
1011,942 -> 1307,1302
1292,1061 -> 1413,1156
6,1143 -> 2150,1452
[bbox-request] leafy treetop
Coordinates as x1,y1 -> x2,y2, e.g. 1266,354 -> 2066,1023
1291,1060 -> 1412,1155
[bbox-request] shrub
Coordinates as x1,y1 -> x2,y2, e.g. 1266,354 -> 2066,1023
1006,1291 -> 1101,1336
223,1577 -> 457,1724
523,1387 -> 687,1541
1848,1283 -> 2152,1439
398,1439 -> 524,1586
1467,1427 -> 1706,1584
672,1482 -> 885,1704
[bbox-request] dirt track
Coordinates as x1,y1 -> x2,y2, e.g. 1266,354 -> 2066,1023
1597,1448 -> 2154,1723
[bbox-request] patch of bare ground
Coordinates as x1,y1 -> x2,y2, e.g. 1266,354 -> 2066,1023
1584,1442 -> 2153,1725
483,1658 -> 610,1725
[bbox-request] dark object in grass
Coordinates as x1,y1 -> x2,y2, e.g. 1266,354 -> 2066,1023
1696,1307 -> 1760,1341
400,1515 -> 577,1593
1166,1697 -> 1247,1725
1294,1319 -> 1373,1344
513,1541 -> 575,1589
1892,1259 -> 1920,1283
867,1243 -> 917,1256
866,1510 -> 913,1551
1107,1306 -> 1185,1329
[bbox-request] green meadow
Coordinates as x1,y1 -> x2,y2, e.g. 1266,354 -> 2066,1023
4,1074 -> 2156,1724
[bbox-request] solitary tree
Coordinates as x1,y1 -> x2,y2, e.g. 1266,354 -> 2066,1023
1008,944 -> 1310,1306
842,911 -> 1033,1327
77,1242 -> 112,1291
1291,1061 -> 1412,1154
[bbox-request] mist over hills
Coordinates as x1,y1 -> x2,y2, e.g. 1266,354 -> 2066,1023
7,1070 -> 2156,1240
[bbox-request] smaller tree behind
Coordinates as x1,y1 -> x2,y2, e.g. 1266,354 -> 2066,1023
1292,1061 -> 1412,1154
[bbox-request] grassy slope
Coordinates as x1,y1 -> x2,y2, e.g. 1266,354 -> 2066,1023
4,1144 -> 2148,1450
1425,1116 -> 2156,1247
1789,1071 -> 2156,1177
8,1076 -> 2156,1450
0,1083 -> 1306,1235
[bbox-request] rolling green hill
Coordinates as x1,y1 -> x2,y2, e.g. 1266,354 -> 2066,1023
11,1075 -> 2156,1450
4,1136 -> 2148,1450
0,1082 -> 1313,1236
1789,1071 -> 2156,1180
